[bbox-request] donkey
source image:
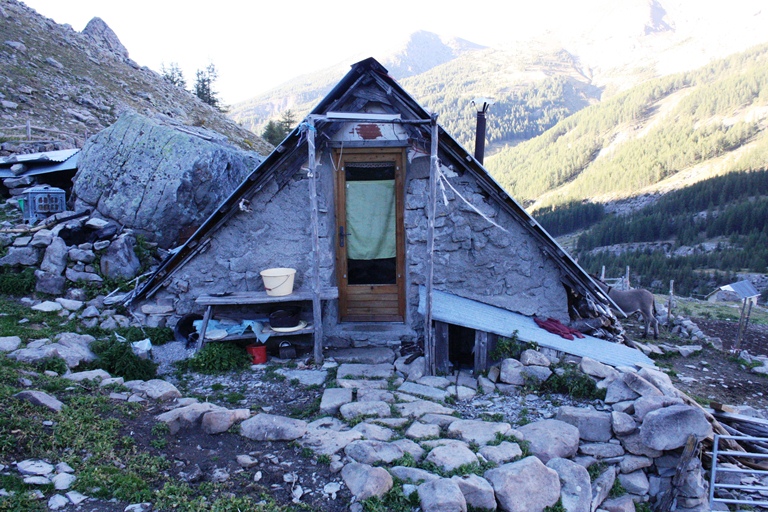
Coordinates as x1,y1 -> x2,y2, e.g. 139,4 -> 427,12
594,279 -> 659,339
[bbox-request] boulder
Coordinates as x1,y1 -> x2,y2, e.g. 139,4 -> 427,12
425,444 -> 478,472
34,270 -> 67,295
344,440 -> 403,465
546,457 -> 591,512
479,441 -> 523,465
40,237 -> 68,275
517,419 -> 580,463
201,409 -> 250,435
0,246 -> 38,266
555,406 -> 612,442
319,388 -> 353,415
339,400 -> 391,420
451,474 -> 496,511
485,456 -> 560,512
82,17 -> 130,57
15,390 -> 64,412
341,462 -> 392,499
0,336 -> 22,352
447,419 -> 512,445
639,405 -> 712,450
240,413 -> 307,441
72,113 -> 263,248
419,478 -> 468,512
520,349 -> 550,367
100,235 -> 141,280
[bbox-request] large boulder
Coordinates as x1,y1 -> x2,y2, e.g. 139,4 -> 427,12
639,405 -> 712,450
517,419 -> 580,463
485,456 -> 561,512
72,113 -> 263,248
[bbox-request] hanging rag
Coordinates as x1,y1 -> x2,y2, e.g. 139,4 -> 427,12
534,317 -> 586,341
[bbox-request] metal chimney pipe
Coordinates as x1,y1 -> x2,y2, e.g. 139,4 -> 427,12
471,98 -> 493,165
474,109 -> 487,164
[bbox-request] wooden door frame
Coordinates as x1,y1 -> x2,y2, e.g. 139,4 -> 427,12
334,147 -> 406,322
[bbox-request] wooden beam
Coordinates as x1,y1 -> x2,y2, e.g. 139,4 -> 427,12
307,117 -> 324,365
434,321 -> 450,375
424,113 -> 439,376
475,330 -> 489,373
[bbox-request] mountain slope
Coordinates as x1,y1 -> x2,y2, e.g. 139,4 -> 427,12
0,0 -> 270,154
486,43 -> 768,210
228,30 -> 485,136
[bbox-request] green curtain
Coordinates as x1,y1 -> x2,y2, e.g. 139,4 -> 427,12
346,180 -> 396,260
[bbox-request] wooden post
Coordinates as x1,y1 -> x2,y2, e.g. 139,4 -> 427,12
667,280 -> 674,330
600,266 -> 605,281
624,266 -> 630,290
423,113 -> 439,376
307,117 -> 324,364
475,331 -> 489,374
26,119 -> 31,141
735,298 -> 753,350
434,321 -> 449,375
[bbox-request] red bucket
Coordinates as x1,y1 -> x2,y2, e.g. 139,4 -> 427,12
246,344 -> 267,364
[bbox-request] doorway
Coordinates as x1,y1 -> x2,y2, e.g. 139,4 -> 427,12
335,148 -> 405,322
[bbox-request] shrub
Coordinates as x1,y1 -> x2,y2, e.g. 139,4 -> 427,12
182,343 -> 251,374
90,336 -> 158,381
0,267 -> 35,296
540,363 -> 606,400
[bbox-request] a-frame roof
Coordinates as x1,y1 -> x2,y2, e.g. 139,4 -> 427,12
133,57 -> 611,310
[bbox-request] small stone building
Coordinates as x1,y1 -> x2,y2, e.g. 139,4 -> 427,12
133,58 -> 626,373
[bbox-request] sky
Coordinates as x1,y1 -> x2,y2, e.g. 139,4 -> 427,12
20,0 -> 558,105
19,0 -> 767,107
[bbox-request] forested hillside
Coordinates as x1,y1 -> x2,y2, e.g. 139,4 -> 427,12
487,43 -> 768,210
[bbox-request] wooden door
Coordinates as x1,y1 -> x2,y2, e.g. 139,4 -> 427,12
335,148 -> 405,322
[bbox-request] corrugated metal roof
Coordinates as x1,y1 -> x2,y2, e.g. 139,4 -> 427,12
721,280 -> 760,299
419,287 -> 655,369
0,148 -> 79,165
0,150 -> 79,178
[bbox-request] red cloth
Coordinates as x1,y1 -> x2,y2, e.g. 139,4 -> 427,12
534,317 -> 585,340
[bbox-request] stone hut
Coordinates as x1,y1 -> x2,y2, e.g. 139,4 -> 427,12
132,57 -> 639,373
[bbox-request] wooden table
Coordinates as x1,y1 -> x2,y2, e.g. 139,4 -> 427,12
194,289 -> 338,352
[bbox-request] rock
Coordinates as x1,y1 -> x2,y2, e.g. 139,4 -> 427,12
40,237 -> 68,274
611,411 -> 637,436
639,405 -> 712,450
82,17 -> 129,57
499,358 -> 523,384
352,422 -> 394,441
0,246 -> 39,266
618,470 -> 650,495
325,347 -> 396,364
417,375 -> 452,388
337,363 -> 393,380
125,379 -> 181,400
405,421 -> 440,440
275,368 -> 327,386
156,402 -> 223,434
618,431 -> 663,458
579,357 -> 617,379
392,438 -> 425,461
590,465 -> 617,512
341,462 -> 392,499
65,267 -> 103,285
578,442 -> 625,458
517,419 -> 580,463
35,271 -> 67,295
201,408 -> 250,434
395,355 -> 426,381
451,474 -> 495,510
73,113 -> 263,248
0,336 -> 21,352
520,349 -> 550,367
14,390 -> 64,412
620,455 -> 653,473
300,418 -> 363,455
622,372 -> 663,398
600,495 -> 636,512
63,369 -> 111,382
604,377 -> 641,403
100,234 -> 141,280
389,466 -> 439,484
47,494 -> 69,510
357,388 -> 395,403
65,491 -> 87,505
447,419 -> 512,445
68,247 -> 96,263
17,459 -> 54,476
633,395 -> 684,421
340,400 -> 391,420
419,478 -> 468,512
32,300 -> 62,312
425,444 -> 478,472
240,413 -> 307,441
395,400 -> 455,418
236,455 -> 258,468
485,456 -> 561,512
55,298 -> 83,311
478,376 -> 496,394
546,457 -> 592,512
479,441 -> 523,465
345,440 -> 403,465
556,406 -> 612,442
52,472 -> 76,490
398,381 -> 449,401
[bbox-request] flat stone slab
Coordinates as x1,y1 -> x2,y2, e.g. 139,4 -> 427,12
398,382 -> 449,401
320,388 -> 353,415
447,419 -> 512,445
345,440 -> 404,465
395,400 -> 455,418
326,348 -> 396,364
336,363 -> 394,380
15,390 -> 64,412
336,378 -> 387,390
340,400 -> 391,420
425,444 -> 478,472
276,369 -> 327,386
240,413 -> 307,441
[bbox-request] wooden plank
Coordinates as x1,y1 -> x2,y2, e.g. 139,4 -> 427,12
346,306 -> 400,315
346,286 -> 399,296
343,314 -> 403,322
423,113 -> 439,375
435,321 -> 450,375
307,116 -> 324,364
475,330 -> 488,373
196,305 -> 213,352
196,288 -> 338,306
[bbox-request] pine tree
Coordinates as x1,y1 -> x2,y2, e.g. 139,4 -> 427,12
194,63 -> 226,113
160,62 -> 186,89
